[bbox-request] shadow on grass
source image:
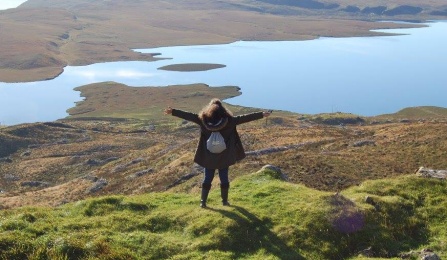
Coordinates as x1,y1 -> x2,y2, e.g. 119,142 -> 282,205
208,205 -> 304,260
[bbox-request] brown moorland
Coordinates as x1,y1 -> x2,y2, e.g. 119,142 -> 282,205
1,0 -> 447,209
1,83 -> 447,209
1,0 -> 445,82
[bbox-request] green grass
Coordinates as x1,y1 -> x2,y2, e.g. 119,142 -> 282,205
375,106 -> 447,120
1,168 -> 446,259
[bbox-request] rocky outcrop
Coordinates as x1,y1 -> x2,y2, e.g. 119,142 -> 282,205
257,164 -> 288,180
415,167 -> 447,179
401,248 -> 440,259
87,178 -> 108,193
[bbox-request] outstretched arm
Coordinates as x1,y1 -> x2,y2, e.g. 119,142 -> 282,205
164,107 -> 201,125
235,110 -> 271,125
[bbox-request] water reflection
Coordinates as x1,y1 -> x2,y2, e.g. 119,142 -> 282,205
135,21 -> 446,117
0,21 -> 446,125
0,62 -> 163,125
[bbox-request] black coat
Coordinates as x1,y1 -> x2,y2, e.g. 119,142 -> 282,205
171,109 -> 264,169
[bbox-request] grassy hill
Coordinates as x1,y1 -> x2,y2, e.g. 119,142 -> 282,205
1,84 -> 446,258
374,106 -> 447,121
1,167 -> 446,259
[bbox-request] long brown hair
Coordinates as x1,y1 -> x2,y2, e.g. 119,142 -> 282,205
199,98 -> 233,123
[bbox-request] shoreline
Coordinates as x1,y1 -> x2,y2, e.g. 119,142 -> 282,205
0,17 -> 429,84
0,20 -> 445,126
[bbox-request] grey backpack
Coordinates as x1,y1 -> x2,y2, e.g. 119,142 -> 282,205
206,132 -> 226,153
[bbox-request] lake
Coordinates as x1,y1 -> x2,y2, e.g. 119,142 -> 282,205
0,21 -> 446,125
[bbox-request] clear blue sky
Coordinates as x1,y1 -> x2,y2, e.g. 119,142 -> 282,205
0,0 -> 27,10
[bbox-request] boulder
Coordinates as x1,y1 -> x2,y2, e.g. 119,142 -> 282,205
415,167 -> 447,179
420,248 -> 440,260
87,178 -> 108,193
258,164 -> 288,180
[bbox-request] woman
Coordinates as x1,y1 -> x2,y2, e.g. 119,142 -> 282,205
165,98 -> 271,208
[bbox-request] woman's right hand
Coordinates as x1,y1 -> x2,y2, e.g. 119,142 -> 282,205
164,107 -> 173,115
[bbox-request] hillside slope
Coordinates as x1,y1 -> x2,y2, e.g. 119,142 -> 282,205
1,112 -> 447,209
374,106 -> 447,120
1,168 -> 446,259
2,84 -> 447,208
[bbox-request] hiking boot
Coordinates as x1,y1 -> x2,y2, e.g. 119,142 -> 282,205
220,183 -> 230,206
201,183 -> 211,208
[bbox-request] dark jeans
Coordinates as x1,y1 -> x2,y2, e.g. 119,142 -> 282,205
203,167 -> 229,186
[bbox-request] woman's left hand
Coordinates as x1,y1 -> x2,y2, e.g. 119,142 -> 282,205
263,111 -> 272,117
